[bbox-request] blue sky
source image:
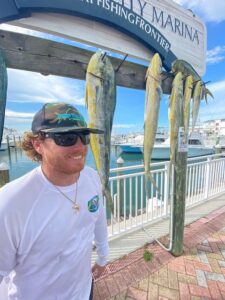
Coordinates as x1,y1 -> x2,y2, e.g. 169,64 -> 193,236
1,0 -> 225,135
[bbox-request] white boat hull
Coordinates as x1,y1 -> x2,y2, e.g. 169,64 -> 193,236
0,141 -> 7,151
149,145 -> 215,160
118,144 -> 142,153
118,144 -> 215,159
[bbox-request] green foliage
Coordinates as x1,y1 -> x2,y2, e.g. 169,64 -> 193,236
143,249 -> 153,262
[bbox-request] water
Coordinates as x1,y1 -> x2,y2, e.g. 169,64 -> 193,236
0,146 -> 145,181
1,146 -> 216,220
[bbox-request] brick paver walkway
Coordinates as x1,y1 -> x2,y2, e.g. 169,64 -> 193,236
93,205 -> 225,299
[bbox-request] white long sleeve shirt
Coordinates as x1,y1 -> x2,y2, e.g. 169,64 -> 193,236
0,166 -> 109,300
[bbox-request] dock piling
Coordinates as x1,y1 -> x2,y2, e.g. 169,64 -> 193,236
0,162 -> 10,187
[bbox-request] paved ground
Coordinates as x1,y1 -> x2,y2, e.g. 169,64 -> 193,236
93,205 -> 225,299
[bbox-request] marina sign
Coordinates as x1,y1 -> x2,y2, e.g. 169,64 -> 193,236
0,0 -> 206,74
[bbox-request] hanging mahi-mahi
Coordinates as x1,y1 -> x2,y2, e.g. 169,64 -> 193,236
143,53 -> 162,198
85,51 -> 116,213
0,50 -> 7,148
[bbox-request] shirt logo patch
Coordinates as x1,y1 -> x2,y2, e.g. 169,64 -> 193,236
88,195 -> 99,212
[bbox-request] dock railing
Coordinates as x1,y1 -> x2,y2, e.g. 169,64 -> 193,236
106,153 -> 225,240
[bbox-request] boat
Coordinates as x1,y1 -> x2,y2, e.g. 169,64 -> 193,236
117,132 -> 167,154
0,128 -> 20,151
141,132 -> 215,160
0,140 -> 7,151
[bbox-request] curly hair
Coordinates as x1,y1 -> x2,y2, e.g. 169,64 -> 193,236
21,132 -> 44,162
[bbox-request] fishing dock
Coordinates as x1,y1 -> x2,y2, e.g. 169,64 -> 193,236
91,153 -> 225,299
106,153 -> 224,239
93,195 -> 225,299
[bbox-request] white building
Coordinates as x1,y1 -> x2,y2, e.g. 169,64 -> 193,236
202,119 -> 225,136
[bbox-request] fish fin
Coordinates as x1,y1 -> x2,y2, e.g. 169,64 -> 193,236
205,87 -> 214,100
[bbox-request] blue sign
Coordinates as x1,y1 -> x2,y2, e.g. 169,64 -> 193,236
0,0 -> 177,70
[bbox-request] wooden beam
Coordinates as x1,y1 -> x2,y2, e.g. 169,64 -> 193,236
0,29 -> 173,94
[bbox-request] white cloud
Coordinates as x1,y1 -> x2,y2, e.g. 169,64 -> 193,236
5,109 -> 34,119
7,69 -> 85,105
173,0 -> 225,22
4,109 -> 35,132
207,46 -> 225,64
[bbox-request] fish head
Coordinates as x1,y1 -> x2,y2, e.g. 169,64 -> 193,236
171,59 -> 185,74
87,51 -> 113,79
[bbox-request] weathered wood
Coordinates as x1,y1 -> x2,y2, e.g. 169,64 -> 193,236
0,29 -> 174,94
171,150 -> 187,256
10,2 -> 206,76
171,95 -> 187,256
0,162 -> 10,187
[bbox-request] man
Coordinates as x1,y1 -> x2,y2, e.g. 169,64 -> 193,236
0,102 -> 109,300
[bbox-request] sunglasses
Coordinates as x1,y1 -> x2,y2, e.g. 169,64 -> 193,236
44,132 -> 90,147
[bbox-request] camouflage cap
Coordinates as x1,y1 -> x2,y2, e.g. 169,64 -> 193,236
32,103 -> 103,134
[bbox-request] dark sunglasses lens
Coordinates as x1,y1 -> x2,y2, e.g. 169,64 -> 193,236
80,134 -> 90,145
54,134 -> 78,146
53,133 -> 90,146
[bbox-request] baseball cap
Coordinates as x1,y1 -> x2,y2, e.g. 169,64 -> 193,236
31,103 -> 103,134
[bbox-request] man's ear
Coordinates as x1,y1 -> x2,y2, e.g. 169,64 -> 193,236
32,139 -> 43,155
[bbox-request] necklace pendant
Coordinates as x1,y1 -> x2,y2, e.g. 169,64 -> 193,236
72,203 -> 80,213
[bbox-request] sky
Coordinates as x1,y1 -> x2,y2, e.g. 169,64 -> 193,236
1,0 -> 225,135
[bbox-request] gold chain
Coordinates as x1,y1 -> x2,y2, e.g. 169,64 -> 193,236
41,168 -> 80,213
53,181 -> 80,213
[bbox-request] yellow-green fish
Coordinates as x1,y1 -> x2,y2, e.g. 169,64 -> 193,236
171,59 -> 213,103
143,53 -> 162,197
85,51 -> 116,212
169,72 -> 183,164
192,80 -> 202,131
183,75 -> 193,142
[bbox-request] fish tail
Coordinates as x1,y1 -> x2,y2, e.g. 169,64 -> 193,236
204,87 -> 214,103
145,172 -> 161,199
103,186 -> 114,214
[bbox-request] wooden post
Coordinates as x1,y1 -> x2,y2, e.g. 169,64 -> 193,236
171,143 -> 187,256
6,135 -> 10,151
215,146 -> 222,155
115,145 -> 119,158
18,136 -> 22,148
0,162 -> 10,187
13,134 -> 16,148
215,137 -> 222,155
171,88 -> 188,256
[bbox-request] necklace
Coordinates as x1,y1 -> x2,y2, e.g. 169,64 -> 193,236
41,168 -> 80,213
53,181 -> 80,213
